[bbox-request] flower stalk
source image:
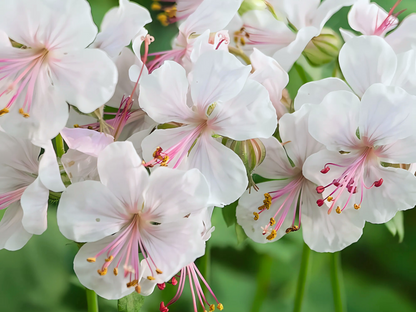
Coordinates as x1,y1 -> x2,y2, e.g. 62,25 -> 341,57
293,243 -> 311,312
86,288 -> 99,312
330,252 -> 347,312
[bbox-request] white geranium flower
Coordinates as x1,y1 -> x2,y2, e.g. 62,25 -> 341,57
0,0 -> 117,141
57,142 -> 209,300
0,130 -> 64,250
138,50 -> 277,206
303,85 -> 416,227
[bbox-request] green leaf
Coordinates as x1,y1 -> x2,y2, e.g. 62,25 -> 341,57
235,223 -> 248,244
118,292 -> 145,312
221,200 -> 238,228
385,211 -> 404,243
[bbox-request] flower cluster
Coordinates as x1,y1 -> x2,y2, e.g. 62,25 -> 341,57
1,0 -> 415,311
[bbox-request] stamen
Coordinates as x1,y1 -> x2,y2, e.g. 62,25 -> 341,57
266,229 -> 277,241
253,212 -> 259,220
19,108 -> 30,118
0,108 -> 9,116
97,268 -> 108,276
135,285 -> 141,294
113,268 -> 118,276
147,276 -> 156,280
87,258 -> 96,263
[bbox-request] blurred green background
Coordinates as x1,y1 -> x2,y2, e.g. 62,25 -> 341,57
1,0 -> 416,311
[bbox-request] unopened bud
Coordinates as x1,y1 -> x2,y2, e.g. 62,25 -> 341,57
303,28 -> 342,66
239,0 -> 267,15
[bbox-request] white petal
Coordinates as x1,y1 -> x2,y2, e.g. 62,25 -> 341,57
359,84 -> 416,146
308,91 -> 362,151
139,61 -> 198,124
385,14 -> 416,54
280,104 -> 324,167
375,136 -> 416,164
270,0 -> 320,29
97,142 -> 148,207
74,235 -> 136,300
49,49 -> 117,113
0,202 -> 32,251
37,141 -> 65,192
250,48 -> 289,119
61,149 -> 99,183
190,50 -> 251,114
0,0 -> 97,50
209,79 -> 277,140
61,127 -> 113,157
20,177 -> 49,235
273,27 -> 320,71
57,180 -> 127,242
294,78 -> 350,111
312,0 -> 358,30
390,49 -> 416,96
301,181 -> 364,252
339,36 -> 397,97
92,0 -> 151,59
66,106 -> 98,128
339,28 -> 357,43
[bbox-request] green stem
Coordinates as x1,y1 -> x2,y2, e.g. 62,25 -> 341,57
228,46 -> 251,65
293,243 -> 312,312
55,133 -> 65,158
330,252 -> 347,312
199,240 -> 211,286
250,254 -> 273,312
86,288 -> 99,312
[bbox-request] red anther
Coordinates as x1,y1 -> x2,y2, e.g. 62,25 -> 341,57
333,181 -> 340,187
171,277 -> 178,286
374,178 -> 383,187
317,199 -> 324,207
347,186 -> 357,194
320,166 -> 330,174
160,302 -> 169,312
316,186 -> 325,194
157,283 -> 166,290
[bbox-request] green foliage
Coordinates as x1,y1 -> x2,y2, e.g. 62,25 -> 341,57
118,292 -> 145,312
385,211 -> 405,243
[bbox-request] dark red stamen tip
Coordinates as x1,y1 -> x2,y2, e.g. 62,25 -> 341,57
317,199 -> 324,207
374,178 -> 383,187
320,166 -> 330,174
171,277 -> 178,286
157,283 -> 166,290
316,186 -> 325,194
160,302 -> 169,312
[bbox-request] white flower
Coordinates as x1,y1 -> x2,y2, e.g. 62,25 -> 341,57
0,0 -> 117,141
295,35 -> 416,110
57,142 -> 209,299
0,130 -> 64,250
239,0 -> 356,70
138,50 -> 277,206
303,84 -> 416,227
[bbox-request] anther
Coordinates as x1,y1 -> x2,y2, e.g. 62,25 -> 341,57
266,229 -> 277,241
171,277 -> 178,286
156,268 -> 163,274
151,2 -> 162,10
336,206 -> 342,214
0,108 -> 9,116
374,178 -> 383,187
105,255 -> 114,262
87,257 -> 96,263
113,268 -> 118,276
320,166 -> 330,174
127,280 -> 138,288
327,196 -> 333,202
217,303 -> 224,310
18,108 -> 30,118
135,285 -> 141,294
285,225 -> 299,234
209,304 -> 215,311
161,155 -> 169,167
253,212 -> 259,220
147,276 -> 156,281
97,268 -> 108,276
73,124 -> 79,128
317,199 -> 324,207
316,186 -> 325,194
354,204 -> 361,210
269,217 -> 276,226
157,283 -> 166,290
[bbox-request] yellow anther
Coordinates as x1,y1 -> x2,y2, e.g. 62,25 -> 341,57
157,13 -> 169,26
209,303 -> 216,311
165,6 -> 177,18
266,229 -> 277,241
327,196 -> 333,202
161,155 -> 169,166
73,124 -> 79,128
87,126 -> 93,129
147,276 -> 156,281
153,146 -> 163,158
336,206 -> 342,214
127,280 -> 138,288
240,37 -> 246,45
253,212 -> 259,221
105,255 -> 114,262
113,268 -> 118,276
97,268 -> 108,276
151,2 -> 162,10
354,204 -> 361,210
0,108 -> 9,116
87,257 -> 96,263
19,108 -> 30,118
135,285 -> 141,293
217,303 -> 224,310
269,217 -> 276,226
286,225 -> 300,233
156,268 -> 163,274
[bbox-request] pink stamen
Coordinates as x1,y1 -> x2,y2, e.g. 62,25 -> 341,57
373,0 -> 404,36
0,187 -> 27,210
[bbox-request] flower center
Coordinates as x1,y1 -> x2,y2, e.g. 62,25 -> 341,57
315,148 -> 383,214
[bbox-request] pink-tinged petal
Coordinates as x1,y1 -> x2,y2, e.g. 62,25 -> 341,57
179,0 -> 241,35
74,234 -> 136,300
57,181 -> 128,242
294,78 -> 350,111
0,202 -> 32,251
308,91 -> 362,151
273,27 -> 320,71
20,177 -> 49,235
61,150 -> 99,183
339,28 -> 357,43
375,136 -> 416,164
37,141 -> 65,192
190,30 -> 230,64
49,49 -> 117,113
97,142 -> 148,207
0,0 -> 97,50
191,50 -> 251,115
359,84 -> 416,146
209,79 -> 277,140
139,61 -> 198,124
250,49 -> 289,119
385,14 -> 416,54
142,167 -> 209,222
61,127 -> 114,157
339,36 -> 397,97
301,181 -> 364,252
255,137 -> 296,179
236,180 -> 294,243
280,104 -> 324,167
187,133 -> 248,206
271,0 -> 320,29
312,0 -> 358,30
91,0 -> 151,59
348,0 -> 393,36
361,160 -> 416,223
391,50 -> 416,96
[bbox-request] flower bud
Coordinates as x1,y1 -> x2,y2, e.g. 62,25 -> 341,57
302,28 -> 342,67
239,0 -> 267,15
229,138 -> 266,191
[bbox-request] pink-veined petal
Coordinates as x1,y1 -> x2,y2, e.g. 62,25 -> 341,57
61,127 -> 114,157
